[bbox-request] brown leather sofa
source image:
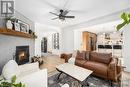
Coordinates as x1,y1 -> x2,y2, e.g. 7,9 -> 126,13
60,51 -> 121,82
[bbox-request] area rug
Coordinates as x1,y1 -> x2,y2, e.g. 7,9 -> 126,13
48,73 -> 119,87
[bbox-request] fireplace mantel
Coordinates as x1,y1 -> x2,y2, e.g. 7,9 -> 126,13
0,28 -> 34,38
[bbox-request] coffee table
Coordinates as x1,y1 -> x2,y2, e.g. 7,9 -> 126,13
56,63 -> 93,87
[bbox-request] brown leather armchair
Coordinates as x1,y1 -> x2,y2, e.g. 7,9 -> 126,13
60,53 -> 72,62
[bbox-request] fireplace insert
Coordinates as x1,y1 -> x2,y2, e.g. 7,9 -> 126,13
16,46 -> 29,65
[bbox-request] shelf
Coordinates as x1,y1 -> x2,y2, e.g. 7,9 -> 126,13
0,28 -> 33,38
97,44 -> 123,49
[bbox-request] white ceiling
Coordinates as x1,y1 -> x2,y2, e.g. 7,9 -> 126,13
76,20 -> 122,34
15,0 -> 130,29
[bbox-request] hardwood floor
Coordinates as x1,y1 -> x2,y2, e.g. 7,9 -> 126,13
40,54 -> 65,76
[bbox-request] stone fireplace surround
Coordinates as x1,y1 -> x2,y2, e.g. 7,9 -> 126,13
0,35 -> 35,74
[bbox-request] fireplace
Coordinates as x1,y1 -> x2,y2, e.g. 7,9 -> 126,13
16,46 -> 29,65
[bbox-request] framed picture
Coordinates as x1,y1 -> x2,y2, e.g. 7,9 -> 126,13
18,20 -> 30,33
14,23 -> 20,31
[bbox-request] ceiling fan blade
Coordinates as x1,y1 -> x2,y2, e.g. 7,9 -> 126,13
49,12 -> 59,16
64,16 -> 75,18
51,17 -> 59,20
62,10 -> 69,16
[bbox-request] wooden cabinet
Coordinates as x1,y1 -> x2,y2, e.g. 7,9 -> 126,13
82,31 -> 97,51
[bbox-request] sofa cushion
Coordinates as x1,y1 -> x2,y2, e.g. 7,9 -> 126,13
75,59 -> 86,67
76,51 -> 86,60
2,60 -> 20,80
83,61 -> 108,77
90,52 -> 112,64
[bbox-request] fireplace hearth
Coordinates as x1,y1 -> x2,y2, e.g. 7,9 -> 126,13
15,46 -> 29,65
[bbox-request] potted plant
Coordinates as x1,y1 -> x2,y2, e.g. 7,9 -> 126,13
117,13 -> 130,30
31,32 -> 37,39
0,75 -> 25,87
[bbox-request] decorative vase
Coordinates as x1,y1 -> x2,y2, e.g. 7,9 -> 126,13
29,29 -> 32,34
12,22 -> 15,30
6,20 -> 12,29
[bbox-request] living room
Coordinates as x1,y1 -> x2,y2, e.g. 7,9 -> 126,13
0,0 -> 130,87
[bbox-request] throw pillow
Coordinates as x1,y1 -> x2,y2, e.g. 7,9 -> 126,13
72,50 -> 79,58
76,51 -> 86,60
2,60 -> 20,80
90,52 -> 112,64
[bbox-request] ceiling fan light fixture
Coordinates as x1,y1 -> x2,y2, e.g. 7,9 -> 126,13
50,9 -> 75,21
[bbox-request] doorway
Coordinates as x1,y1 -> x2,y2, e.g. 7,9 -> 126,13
41,37 -> 47,53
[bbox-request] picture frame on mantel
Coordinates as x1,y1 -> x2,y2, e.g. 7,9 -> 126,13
18,20 -> 30,33
14,22 -> 20,31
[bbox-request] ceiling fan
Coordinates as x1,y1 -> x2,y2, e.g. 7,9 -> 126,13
43,0 -> 86,21
49,9 -> 75,21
